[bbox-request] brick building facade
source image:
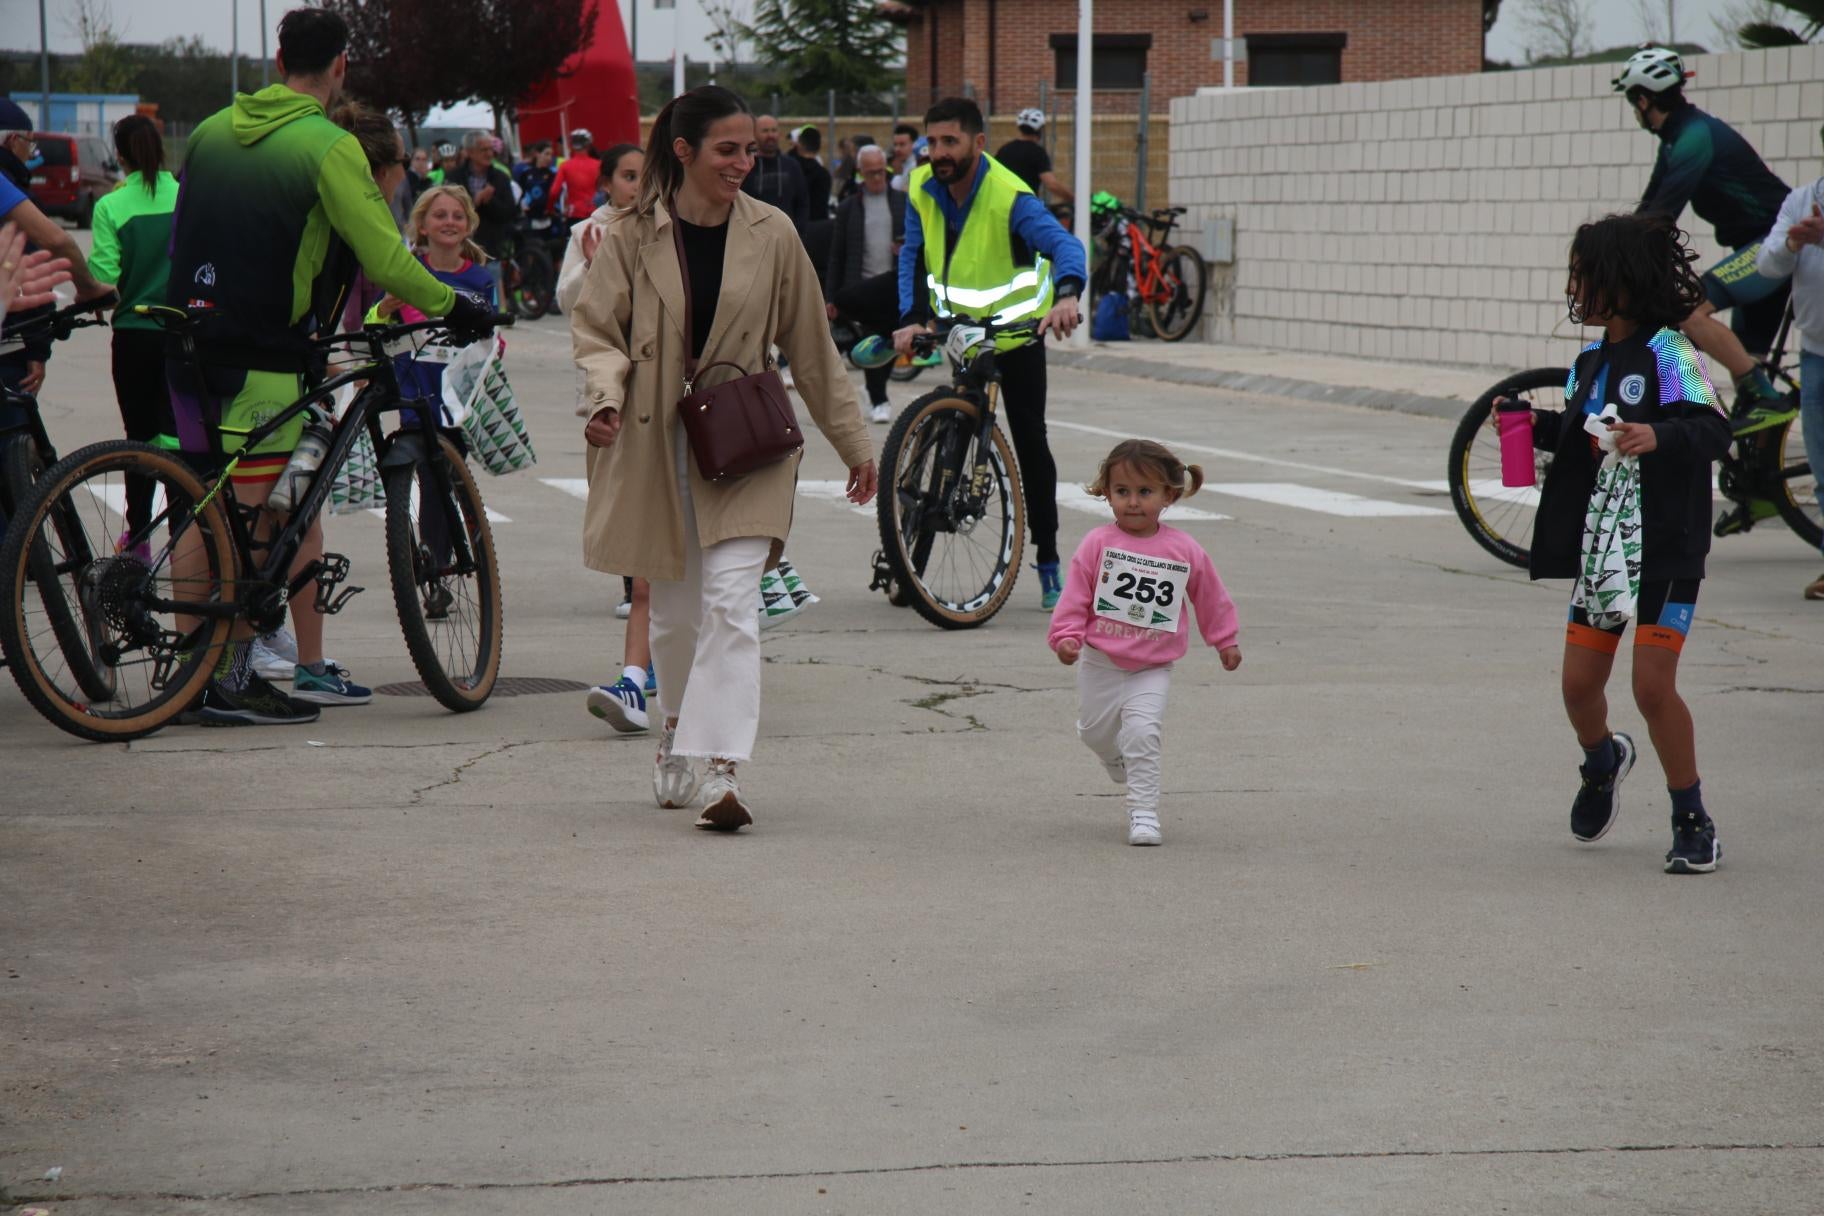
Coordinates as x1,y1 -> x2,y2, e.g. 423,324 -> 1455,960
890,0 -> 1487,115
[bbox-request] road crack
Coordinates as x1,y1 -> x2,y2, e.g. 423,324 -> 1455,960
411,741 -> 536,803
13,1140 -> 1822,1204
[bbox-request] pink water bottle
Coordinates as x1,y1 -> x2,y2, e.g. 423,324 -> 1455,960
1496,399 -> 1536,488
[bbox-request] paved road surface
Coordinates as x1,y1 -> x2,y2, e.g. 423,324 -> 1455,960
4,310 -> 1822,1213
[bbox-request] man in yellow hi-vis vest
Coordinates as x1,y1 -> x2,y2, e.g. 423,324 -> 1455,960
891,97 -> 1087,610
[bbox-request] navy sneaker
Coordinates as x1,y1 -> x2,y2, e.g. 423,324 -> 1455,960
1570,732 -> 1634,843
1036,561 -> 1063,611
1665,810 -> 1721,874
586,676 -> 650,733
291,662 -> 374,706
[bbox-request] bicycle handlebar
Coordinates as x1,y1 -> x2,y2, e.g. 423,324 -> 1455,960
908,318 -> 1042,356
2,291 -> 118,345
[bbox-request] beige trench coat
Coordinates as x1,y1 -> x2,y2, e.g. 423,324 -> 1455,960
571,193 -> 873,581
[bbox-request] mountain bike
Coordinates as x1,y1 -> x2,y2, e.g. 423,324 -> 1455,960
1091,204 -> 1206,343
868,319 -> 1037,629
501,223 -> 558,321
0,307 -> 513,742
0,295 -> 115,694
1447,307 -> 1818,567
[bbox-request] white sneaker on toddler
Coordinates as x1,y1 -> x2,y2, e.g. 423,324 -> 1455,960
1127,808 -> 1162,846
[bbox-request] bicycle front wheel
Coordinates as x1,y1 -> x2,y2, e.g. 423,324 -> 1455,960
0,440 -> 234,741
876,393 -> 1024,629
1447,368 -> 1563,568
1772,412 -> 1821,548
383,435 -> 503,711
1148,246 -> 1207,342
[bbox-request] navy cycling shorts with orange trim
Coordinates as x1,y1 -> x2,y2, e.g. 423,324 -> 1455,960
1567,578 -> 1700,655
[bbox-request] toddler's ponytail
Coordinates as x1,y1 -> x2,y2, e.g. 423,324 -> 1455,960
1181,463 -> 1205,498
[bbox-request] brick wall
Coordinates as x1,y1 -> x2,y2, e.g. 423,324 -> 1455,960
902,0 -> 1483,116
1168,45 -> 1824,369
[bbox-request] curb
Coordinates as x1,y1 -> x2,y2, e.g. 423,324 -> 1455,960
1046,347 -> 1489,423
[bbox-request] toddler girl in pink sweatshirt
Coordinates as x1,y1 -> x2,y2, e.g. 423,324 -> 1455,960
1047,439 -> 1242,846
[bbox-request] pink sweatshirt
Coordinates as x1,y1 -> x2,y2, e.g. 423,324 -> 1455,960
1047,522 -> 1240,671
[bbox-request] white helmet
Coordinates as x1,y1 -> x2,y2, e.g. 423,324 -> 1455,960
1612,47 -> 1690,95
568,127 -> 594,146
1017,107 -> 1045,131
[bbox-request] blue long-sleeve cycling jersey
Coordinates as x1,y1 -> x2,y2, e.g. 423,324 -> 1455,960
897,155 -> 1087,325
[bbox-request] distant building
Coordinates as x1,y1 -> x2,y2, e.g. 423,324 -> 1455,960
884,0 -> 1487,113
17,92 -> 141,136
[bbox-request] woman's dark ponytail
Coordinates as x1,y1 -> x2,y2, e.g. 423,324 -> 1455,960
635,85 -> 749,216
113,114 -> 163,194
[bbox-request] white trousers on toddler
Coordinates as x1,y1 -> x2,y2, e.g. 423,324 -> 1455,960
1075,646 -> 1171,815
649,431 -> 771,762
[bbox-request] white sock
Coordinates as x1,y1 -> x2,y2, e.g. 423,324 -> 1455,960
623,664 -> 646,686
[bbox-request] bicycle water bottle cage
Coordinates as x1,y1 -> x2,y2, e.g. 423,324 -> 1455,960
944,325 -> 989,367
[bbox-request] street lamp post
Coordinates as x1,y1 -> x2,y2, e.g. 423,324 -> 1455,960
261,0 -> 270,86
231,0 -> 240,99
1070,0 -> 1092,347
38,0 -> 50,130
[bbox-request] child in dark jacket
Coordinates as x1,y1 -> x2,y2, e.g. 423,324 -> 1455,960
1517,213 -> 1732,874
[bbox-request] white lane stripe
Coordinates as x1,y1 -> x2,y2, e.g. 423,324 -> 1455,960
1049,418 -> 1443,492
540,477 -> 590,502
1054,484 -> 1229,521
1410,478 -> 1542,508
796,480 -> 873,516
86,483 -> 169,520
1204,482 -> 1449,517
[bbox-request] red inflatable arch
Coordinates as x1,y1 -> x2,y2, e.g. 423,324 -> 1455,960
517,3 -> 640,151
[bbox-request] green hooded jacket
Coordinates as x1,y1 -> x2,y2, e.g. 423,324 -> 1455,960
167,84 -> 455,369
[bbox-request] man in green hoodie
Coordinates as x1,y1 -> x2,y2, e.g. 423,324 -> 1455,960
166,6 -> 493,725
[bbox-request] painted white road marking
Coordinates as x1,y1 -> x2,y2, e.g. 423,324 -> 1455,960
540,477 -> 590,502
1412,478 -> 1542,508
1049,419 -> 1442,492
1054,484 -> 1229,521
1204,482 -> 1448,517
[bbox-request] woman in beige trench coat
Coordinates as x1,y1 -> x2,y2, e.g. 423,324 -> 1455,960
572,86 -> 877,832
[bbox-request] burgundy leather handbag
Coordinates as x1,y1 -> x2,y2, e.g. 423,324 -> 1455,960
671,216 -> 802,480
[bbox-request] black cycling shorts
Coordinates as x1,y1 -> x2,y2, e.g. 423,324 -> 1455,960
1701,244 -> 1792,356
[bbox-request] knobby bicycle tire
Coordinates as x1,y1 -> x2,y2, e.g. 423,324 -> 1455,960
0,433 -> 115,702
514,245 -> 555,321
0,440 -> 233,742
876,392 -> 1024,630
383,435 -> 503,711
1448,368 -> 1563,568
1148,246 -> 1207,342
1771,417 -> 1822,548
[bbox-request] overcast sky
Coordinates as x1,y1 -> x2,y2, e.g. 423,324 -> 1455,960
0,0 -> 1757,69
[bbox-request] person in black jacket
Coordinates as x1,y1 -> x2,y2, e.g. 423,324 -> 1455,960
743,115 -> 807,232
1516,213 -> 1732,874
456,129 -> 519,300
790,124 -> 832,219
824,144 -> 905,421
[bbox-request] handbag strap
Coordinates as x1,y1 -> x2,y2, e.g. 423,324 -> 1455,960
670,209 -> 699,390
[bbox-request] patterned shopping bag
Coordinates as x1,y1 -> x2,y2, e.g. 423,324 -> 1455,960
1574,453 -> 1642,630
444,336 -> 537,476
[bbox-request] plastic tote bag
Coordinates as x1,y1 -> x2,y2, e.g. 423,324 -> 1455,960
327,382 -> 386,514
441,335 -> 537,476
1572,410 -> 1642,631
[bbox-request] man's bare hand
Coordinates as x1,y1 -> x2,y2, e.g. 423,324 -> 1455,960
1038,298 -> 1081,341
584,407 -> 622,447
18,360 -> 45,395
891,323 -> 925,356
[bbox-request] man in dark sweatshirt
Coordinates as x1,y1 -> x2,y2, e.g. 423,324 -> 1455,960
743,114 -> 807,233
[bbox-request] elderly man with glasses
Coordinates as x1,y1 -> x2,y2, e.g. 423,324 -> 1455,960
825,144 -> 907,423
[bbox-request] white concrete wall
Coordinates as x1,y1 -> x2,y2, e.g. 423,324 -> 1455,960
1168,46 -> 1824,371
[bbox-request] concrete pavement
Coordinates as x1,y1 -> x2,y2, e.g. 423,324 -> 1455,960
4,312 -> 1823,1214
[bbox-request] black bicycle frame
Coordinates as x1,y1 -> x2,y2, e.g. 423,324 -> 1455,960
149,327 -> 475,627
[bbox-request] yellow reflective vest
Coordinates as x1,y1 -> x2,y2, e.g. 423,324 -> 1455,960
908,155 -> 1056,339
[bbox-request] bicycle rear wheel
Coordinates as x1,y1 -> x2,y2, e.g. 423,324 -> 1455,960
876,392 -> 1024,629
1147,246 -> 1207,342
1448,368 -> 1563,568
0,440 -> 233,741
513,245 -> 555,321
1772,413 -> 1821,548
383,435 -> 503,711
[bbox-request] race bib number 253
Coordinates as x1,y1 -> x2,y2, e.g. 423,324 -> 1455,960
1094,545 -> 1188,632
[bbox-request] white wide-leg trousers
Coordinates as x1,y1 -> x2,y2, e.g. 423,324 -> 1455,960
1075,646 -> 1172,814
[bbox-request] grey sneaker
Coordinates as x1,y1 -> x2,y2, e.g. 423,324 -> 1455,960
653,723 -> 699,809
695,760 -> 753,831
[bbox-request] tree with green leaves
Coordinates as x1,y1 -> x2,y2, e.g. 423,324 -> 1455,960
740,0 -> 902,97
64,0 -> 135,94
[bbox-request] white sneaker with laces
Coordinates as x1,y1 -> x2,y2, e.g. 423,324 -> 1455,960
250,629 -> 302,681
870,402 -> 892,424
653,723 -> 699,809
695,759 -> 753,831
1128,809 -> 1162,846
